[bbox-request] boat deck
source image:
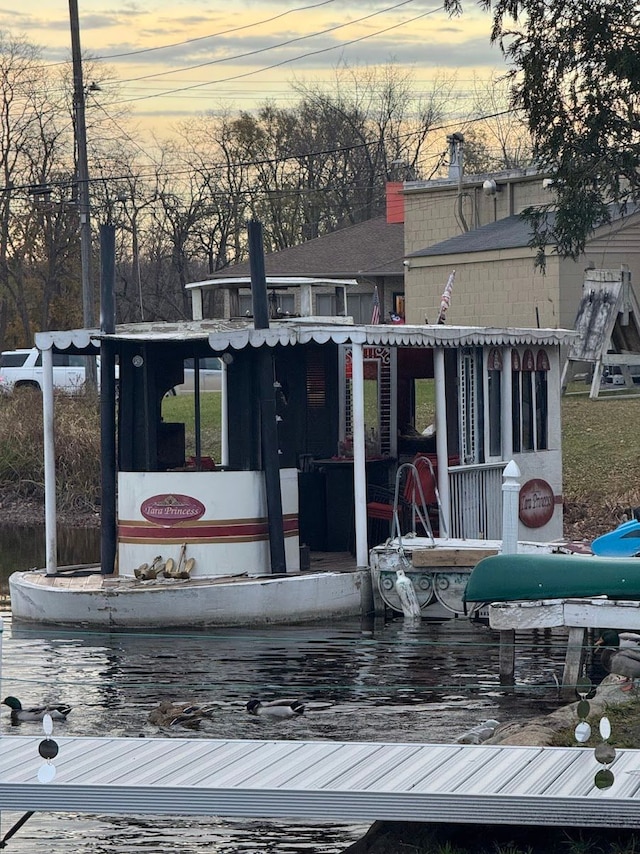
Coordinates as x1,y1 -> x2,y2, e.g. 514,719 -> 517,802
2,735 -> 640,828
19,551 -> 359,591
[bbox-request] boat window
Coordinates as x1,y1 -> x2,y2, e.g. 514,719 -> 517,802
237,293 -> 295,318
487,348 -> 502,458
414,378 -> 436,433
511,350 -> 521,453
535,349 -> 549,450
459,348 -> 482,464
510,348 -> 549,453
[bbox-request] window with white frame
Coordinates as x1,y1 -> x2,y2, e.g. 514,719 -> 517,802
511,348 -> 549,452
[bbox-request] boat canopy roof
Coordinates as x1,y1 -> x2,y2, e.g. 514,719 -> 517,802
35,320 -> 577,356
185,276 -> 358,291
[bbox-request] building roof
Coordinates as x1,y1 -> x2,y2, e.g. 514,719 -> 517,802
408,214 -> 544,258
213,217 -> 405,279
409,205 -> 640,259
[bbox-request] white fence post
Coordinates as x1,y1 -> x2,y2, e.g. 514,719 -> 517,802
502,460 -> 521,555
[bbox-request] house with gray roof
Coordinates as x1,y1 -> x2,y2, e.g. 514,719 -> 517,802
401,169 -> 640,329
210,202 -> 405,324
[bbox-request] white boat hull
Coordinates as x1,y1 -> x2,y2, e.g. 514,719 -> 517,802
9,568 -> 369,629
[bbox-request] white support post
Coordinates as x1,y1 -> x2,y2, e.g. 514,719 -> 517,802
351,342 -> 368,567
434,349 -> 450,536
501,459 -> 521,555
191,287 -> 203,321
300,284 -> 313,317
502,347 -> 513,455
42,347 -> 58,575
220,360 -> 229,466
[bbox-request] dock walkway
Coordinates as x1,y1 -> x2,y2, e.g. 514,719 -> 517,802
2,735 -> 640,828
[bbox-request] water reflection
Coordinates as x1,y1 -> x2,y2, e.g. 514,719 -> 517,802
0,520 -> 575,853
0,611 -> 573,853
0,523 -> 100,574
0,523 -> 100,596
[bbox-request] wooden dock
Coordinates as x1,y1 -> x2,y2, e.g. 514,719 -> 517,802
2,735 -> 640,828
489,597 -> 640,696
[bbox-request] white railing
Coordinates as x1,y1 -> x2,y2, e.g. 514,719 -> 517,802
448,463 -> 505,539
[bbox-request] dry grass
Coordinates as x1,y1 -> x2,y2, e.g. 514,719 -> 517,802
561,392 -> 640,539
0,385 -> 638,534
0,388 -> 101,512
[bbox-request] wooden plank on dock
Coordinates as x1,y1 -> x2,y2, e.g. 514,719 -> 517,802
411,548 -> 499,568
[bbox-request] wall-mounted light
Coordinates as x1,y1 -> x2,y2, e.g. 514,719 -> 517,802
221,352 -> 234,365
482,179 -> 499,196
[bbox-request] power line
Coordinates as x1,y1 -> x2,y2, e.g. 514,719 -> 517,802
112,5 -> 446,106
118,0 -> 422,85
36,0 -> 341,69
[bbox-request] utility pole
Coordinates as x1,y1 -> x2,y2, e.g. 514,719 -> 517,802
69,0 -> 97,387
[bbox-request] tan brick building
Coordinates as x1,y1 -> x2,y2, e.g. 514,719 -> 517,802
402,169 -> 640,329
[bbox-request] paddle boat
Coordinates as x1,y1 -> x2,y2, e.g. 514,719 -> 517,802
9,225 -> 576,628
591,519 -> 640,557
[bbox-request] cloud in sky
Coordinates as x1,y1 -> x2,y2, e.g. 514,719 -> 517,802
0,0 -> 507,126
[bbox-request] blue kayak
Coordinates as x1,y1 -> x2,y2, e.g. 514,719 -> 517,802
591,519 -> 640,557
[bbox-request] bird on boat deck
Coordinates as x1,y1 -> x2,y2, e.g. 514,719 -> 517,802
2,696 -> 72,724
246,698 -> 305,718
595,629 -> 640,691
148,700 -> 216,728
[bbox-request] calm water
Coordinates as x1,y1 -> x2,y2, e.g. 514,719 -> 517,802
0,524 -> 573,852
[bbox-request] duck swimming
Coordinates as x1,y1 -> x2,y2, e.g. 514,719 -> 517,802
147,700 -> 216,728
2,696 -> 71,724
246,698 -> 305,718
595,630 -> 640,690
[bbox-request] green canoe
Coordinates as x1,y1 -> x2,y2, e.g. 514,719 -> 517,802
463,553 -> 640,604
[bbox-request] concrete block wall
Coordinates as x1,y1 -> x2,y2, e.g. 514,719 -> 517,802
405,252 -> 561,328
403,171 -> 551,255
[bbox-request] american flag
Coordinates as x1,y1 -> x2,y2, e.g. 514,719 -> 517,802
370,286 -> 380,324
436,269 -> 456,324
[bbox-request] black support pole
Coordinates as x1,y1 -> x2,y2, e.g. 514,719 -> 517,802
248,219 -> 286,574
100,224 -> 118,575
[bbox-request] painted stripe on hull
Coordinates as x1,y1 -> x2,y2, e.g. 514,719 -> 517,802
118,515 -> 299,544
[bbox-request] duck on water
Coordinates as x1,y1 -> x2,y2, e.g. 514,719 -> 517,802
2,696 -> 72,724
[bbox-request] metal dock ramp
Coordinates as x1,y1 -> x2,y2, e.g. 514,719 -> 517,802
1,736 -> 640,828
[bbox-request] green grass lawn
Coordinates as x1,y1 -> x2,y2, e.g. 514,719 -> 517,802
162,392 -> 222,461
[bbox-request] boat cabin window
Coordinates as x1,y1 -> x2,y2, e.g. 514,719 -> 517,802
317,292 -> 371,324
237,293 -> 295,318
511,348 -> 549,453
487,348 -> 502,458
459,348 -> 483,465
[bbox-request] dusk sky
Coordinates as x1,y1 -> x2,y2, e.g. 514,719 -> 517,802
1,1 -> 509,133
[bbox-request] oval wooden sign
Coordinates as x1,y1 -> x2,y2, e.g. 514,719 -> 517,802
141,494 -> 205,526
519,478 -> 555,528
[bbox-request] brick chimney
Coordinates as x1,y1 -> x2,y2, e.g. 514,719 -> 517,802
386,182 -> 404,223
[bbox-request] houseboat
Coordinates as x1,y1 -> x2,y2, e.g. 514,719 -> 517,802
9,245 -> 576,627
